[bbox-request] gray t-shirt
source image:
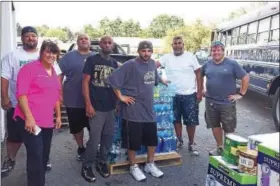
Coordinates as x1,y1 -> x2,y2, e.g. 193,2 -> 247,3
59,50 -> 94,108
107,57 -> 159,122
201,57 -> 247,104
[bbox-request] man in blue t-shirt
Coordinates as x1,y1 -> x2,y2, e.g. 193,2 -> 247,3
201,41 -> 249,155
81,35 -> 118,182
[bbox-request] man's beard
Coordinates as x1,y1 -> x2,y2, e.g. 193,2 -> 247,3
173,50 -> 184,56
139,55 -> 150,61
23,43 -> 37,50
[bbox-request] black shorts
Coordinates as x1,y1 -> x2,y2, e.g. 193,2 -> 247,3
121,119 -> 158,151
6,108 -> 23,143
65,107 -> 89,134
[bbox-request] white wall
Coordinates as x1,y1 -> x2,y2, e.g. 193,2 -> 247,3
0,2 -> 16,142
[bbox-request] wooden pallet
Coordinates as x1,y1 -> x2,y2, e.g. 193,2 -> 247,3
109,152 -> 182,175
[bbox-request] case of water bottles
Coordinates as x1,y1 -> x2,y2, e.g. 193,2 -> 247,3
108,83 -> 178,164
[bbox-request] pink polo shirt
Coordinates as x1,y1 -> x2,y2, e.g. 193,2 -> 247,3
14,60 -> 60,128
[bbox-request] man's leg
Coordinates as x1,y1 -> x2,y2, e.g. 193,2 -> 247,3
173,95 -> 183,147
1,108 -> 22,177
96,111 -> 115,178
66,107 -> 88,161
143,122 -> 163,178
205,101 -> 223,155
121,119 -> 146,182
220,103 -> 237,137
181,93 -> 200,156
81,111 -> 106,182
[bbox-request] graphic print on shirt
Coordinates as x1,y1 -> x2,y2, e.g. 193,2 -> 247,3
144,71 -> 155,85
19,59 -> 36,67
92,64 -> 115,88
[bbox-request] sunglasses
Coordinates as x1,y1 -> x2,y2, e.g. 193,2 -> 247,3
211,41 -> 224,47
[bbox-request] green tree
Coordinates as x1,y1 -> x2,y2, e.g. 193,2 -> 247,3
148,14 -> 185,38
120,19 -> 142,37
83,24 -> 102,39
45,28 -> 68,42
62,27 -> 74,41
163,19 -> 212,53
35,25 -> 49,37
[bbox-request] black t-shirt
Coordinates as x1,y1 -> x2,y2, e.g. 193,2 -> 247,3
83,54 -> 118,112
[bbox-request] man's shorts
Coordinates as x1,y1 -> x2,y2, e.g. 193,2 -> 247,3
6,108 -> 23,143
121,119 -> 158,151
65,107 -> 90,134
204,100 -> 237,133
173,93 -> 199,126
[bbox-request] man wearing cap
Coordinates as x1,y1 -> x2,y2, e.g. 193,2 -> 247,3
1,26 -> 57,176
157,36 -> 202,156
107,41 -> 168,182
201,41 -> 249,155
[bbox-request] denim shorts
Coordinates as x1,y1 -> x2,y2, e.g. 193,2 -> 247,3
173,93 -> 199,126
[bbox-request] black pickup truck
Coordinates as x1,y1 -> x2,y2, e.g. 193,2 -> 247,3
61,40 -> 137,63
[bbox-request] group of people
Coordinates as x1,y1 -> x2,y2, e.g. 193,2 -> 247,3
1,26 -> 249,186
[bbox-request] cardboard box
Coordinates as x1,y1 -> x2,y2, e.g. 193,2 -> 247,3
248,132 -> 279,151
257,141 -> 280,186
206,156 -> 257,186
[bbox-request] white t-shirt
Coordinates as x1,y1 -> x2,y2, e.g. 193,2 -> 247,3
1,48 -> 62,107
159,52 -> 200,95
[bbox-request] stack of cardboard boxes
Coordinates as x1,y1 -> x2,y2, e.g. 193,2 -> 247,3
206,132 -> 279,186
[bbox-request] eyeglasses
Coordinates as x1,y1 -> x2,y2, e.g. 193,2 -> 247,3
211,41 -> 224,47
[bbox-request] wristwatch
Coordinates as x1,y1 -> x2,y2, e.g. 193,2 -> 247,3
238,92 -> 245,97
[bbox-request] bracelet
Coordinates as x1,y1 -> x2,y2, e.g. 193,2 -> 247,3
238,92 -> 245,97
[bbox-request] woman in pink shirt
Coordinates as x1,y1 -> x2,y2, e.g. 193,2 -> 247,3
13,40 -> 61,186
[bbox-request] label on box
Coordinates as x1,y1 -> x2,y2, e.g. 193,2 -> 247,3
239,156 -> 255,169
207,156 -> 257,186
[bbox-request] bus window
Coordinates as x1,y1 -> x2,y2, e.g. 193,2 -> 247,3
257,17 -> 270,43
270,15 -> 279,41
248,22 -> 258,44
239,25 -> 248,44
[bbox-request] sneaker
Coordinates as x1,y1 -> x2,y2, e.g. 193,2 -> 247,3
1,157 -> 15,177
130,164 -> 146,182
46,160 -> 52,172
188,143 -> 200,156
96,162 -> 110,178
144,162 -> 164,178
81,166 -> 96,182
209,146 -> 224,156
177,139 -> 184,149
77,147 -> 86,161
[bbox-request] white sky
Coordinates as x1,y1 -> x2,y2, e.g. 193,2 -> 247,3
14,1 -> 251,31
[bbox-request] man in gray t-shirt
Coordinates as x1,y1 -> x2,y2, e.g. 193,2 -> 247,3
201,41 -> 249,155
107,41 -> 168,182
59,33 -> 94,161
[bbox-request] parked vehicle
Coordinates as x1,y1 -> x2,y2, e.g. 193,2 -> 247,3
211,3 -> 280,130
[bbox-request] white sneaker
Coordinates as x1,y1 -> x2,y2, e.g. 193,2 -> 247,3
130,164 -> 146,182
144,162 -> 164,178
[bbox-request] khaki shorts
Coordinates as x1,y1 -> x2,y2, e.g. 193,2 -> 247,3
204,100 -> 237,133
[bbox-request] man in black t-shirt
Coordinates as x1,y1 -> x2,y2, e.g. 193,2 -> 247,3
81,36 -> 118,182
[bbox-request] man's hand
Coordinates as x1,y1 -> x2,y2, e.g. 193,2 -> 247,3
25,116 -> 37,134
228,94 -> 243,102
1,97 -> 12,110
55,117 -> 62,129
202,90 -> 207,97
161,79 -> 170,86
197,92 -> 203,103
86,104 -> 96,118
120,95 -> 135,105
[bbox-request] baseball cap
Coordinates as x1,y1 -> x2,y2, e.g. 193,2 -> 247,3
211,40 -> 225,48
138,41 -> 153,52
21,26 -> 38,36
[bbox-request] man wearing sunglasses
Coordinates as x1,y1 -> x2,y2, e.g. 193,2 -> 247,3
157,36 -> 202,156
201,41 -> 249,155
81,36 -> 118,182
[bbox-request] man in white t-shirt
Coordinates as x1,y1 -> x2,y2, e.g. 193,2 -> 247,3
1,26 -> 61,177
157,36 -> 203,156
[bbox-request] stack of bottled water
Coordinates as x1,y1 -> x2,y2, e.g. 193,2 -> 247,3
108,83 -> 177,164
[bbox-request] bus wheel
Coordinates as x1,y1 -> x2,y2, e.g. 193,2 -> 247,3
272,88 -> 280,131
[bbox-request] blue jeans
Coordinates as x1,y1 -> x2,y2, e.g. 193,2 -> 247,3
17,117 -> 53,186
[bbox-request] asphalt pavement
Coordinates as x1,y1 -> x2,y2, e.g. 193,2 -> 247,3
1,90 -> 277,186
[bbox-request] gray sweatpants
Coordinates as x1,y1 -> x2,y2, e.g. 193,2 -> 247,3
82,110 -> 115,167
